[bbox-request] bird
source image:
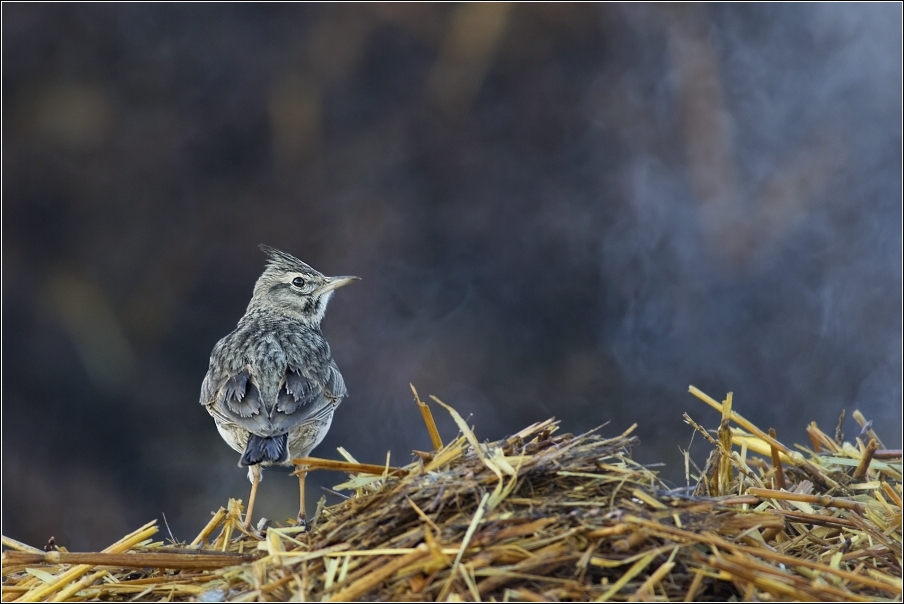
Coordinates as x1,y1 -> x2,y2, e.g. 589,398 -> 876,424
200,244 -> 358,529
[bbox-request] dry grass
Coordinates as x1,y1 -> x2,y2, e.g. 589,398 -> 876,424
3,385 -> 901,602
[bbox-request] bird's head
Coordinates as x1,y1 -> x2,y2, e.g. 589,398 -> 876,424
248,245 -> 359,325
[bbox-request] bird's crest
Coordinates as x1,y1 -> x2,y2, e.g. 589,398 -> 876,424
259,244 -> 317,275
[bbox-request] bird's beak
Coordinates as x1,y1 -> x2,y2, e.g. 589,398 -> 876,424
316,276 -> 360,294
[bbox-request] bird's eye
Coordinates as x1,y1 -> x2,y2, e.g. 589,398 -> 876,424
292,277 -> 306,288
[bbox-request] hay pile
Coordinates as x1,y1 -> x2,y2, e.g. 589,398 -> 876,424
3,386 -> 901,602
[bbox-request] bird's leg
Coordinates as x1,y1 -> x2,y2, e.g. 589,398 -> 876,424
244,464 -> 261,530
296,464 -> 309,527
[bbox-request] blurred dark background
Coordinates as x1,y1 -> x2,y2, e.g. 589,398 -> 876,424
3,4 -> 901,550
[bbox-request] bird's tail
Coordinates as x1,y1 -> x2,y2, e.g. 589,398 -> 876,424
240,434 -> 289,466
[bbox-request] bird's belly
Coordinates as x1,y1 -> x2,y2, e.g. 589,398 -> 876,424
215,421 -> 248,455
286,411 -> 335,460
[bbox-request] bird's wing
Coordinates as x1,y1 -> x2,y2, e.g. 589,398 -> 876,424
201,328 -> 278,436
199,359 -> 225,407
204,367 -> 276,435
202,323 -> 347,438
270,388 -> 338,435
270,358 -> 346,430
199,332 -> 245,406
324,360 -> 347,399
275,365 -> 322,414
206,394 -> 272,435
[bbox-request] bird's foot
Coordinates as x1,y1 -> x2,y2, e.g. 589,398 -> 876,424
238,517 -> 269,538
256,517 -> 273,533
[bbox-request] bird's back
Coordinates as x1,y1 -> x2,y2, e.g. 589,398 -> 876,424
200,310 -> 347,457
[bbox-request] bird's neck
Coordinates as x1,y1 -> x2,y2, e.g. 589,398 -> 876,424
243,303 -> 321,329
